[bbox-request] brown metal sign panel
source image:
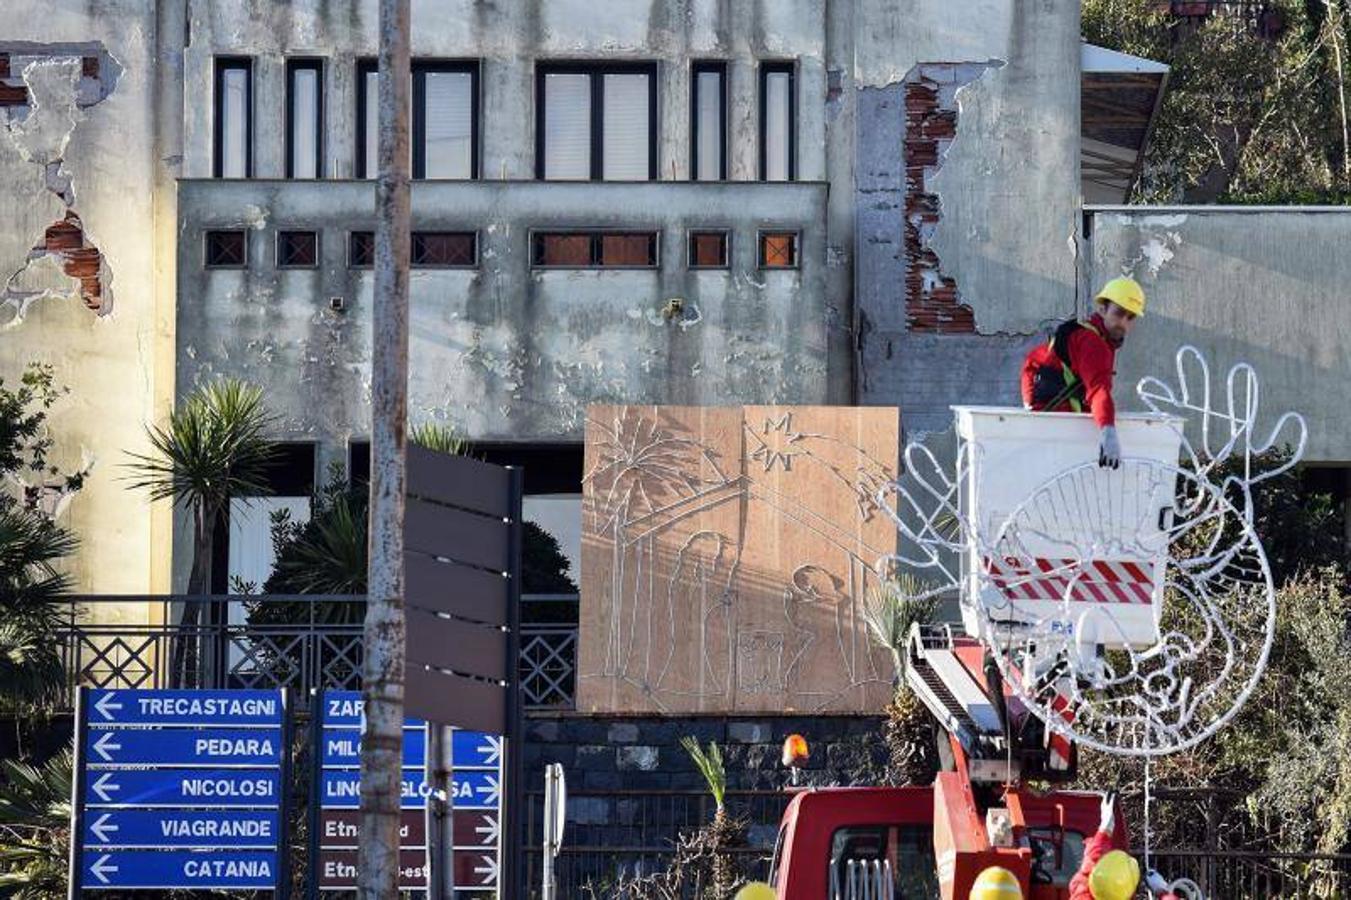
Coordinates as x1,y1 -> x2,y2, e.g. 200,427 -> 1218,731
404,497 -> 509,571
404,665 -> 506,733
317,809 -> 425,850
406,607 -> 507,681
452,810 -> 500,848
405,551 -> 509,626
316,848 -> 428,891
407,444 -> 511,518
453,850 -> 500,888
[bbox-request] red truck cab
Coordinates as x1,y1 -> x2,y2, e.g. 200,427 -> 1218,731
767,782 -> 1121,899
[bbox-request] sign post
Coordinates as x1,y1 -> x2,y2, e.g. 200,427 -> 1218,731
541,762 -> 567,900
69,688 -> 288,896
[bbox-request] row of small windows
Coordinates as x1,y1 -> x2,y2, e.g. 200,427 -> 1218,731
214,58 -> 796,182
203,228 -> 800,270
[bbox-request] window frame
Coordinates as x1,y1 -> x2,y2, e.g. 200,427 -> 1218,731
355,58 -> 377,179
757,229 -> 800,270
687,229 -> 731,269
529,228 -> 661,270
285,58 -> 325,179
690,61 -> 728,181
758,61 -> 797,182
411,60 -> 480,180
535,61 -> 658,181
276,229 -> 320,270
410,230 -> 479,269
348,231 -> 375,269
213,56 -> 253,178
204,229 -> 249,269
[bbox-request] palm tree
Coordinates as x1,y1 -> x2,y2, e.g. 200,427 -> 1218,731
0,503 -> 77,720
0,749 -> 72,898
864,573 -> 941,786
681,736 -> 739,898
124,379 -> 275,685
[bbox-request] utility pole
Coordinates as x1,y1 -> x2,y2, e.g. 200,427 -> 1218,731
359,0 -> 410,897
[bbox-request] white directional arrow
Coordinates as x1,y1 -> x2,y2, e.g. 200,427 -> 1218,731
91,773 -> 120,803
473,814 -> 500,844
89,813 -> 119,843
93,692 -> 122,722
482,774 -> 500,807
89,854 -> 118,884
92,732 -> 122,762
471,854 -> 499,884
479,736 -> 502,766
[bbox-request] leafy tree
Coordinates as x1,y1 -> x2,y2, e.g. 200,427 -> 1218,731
0,365 -> 82,722
1084,0 -> 1351,203
124,379 -> 275,683
0,750 -> 72,898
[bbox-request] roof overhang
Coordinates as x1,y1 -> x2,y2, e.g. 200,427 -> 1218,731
1081,43 -> 1170,204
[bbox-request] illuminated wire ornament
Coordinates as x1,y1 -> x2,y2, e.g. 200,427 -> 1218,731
877,346 -> 1307,756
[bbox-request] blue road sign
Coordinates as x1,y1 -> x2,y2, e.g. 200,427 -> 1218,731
84,727 -> 284,768
84,769 -> 282,808
321,726 -> 426,769
320,770 -> 499,810
81,849 -> 278,890
82,809 -> 280,849
320,690 -> 426,729
452,730 -> 503,769
86,689 -> 283,728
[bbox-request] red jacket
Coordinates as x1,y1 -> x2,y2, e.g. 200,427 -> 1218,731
1020,313 -> 1118,428
1070,830 -> 1177,900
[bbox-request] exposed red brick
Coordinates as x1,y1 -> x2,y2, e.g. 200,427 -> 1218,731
903,69 -> 977,334
0,82 -> 29,106
42,213 -> 105,313
0,55 -> 9,78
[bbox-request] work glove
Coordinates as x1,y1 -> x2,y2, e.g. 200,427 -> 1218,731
1098,425 -> 1121,469
1145,870 -> 1171,894
1098,791 -> 1116,834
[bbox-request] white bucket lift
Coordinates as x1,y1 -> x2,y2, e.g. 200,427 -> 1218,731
953,407 -> 1185,651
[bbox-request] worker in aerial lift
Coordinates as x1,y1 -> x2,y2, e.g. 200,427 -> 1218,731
1070,792 -> 1183,900
1020,276 -> 1146,470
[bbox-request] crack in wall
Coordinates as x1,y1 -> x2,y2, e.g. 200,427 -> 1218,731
0,46 -> 121,326
903,61 -> 1001,334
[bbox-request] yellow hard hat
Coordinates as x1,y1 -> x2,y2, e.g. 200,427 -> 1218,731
970,866 -> 1023,899
1095,276 -> 1146,317
1088,850 -> 1141,900
734,883 -> 777,900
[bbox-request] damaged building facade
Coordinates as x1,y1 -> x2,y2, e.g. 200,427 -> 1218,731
3,2 -> 1349,614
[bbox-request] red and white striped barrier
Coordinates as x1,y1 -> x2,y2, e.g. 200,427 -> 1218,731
983,556 -> 1154,606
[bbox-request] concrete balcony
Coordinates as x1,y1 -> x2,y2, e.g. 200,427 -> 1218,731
176,179 -> 832,444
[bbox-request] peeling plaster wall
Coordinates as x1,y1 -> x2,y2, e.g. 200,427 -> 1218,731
180,0 -> 855,404
1090,208 -> 1351,463
177,178 -> 830,463
854,0 -> 1081,437
0,3 -> 182,612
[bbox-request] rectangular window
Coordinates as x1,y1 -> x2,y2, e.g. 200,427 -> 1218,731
688,230 -> 729,268
214,58 -> 252,178
286,59 -> 323,179
691,62 -> 726,181
357,60 -> 479,180
348,231 -> 375,268
760,63 -> 796,182
537,63 -> 656,181
277,230 -> 319,268
205,230 -> 247,268
759,231 -> 799,269
531,231 -> 658,268
414,62 -> 477,179
411,231 -> 477,267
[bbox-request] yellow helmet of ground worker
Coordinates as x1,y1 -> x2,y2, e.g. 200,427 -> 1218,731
970,866 -> 1023,899
734,883 -> 777,900
1088,850 -> 1141,900
1095,276 -> 1146,317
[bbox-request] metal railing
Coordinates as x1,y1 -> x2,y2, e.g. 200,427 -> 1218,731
57,594 -> 578,710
